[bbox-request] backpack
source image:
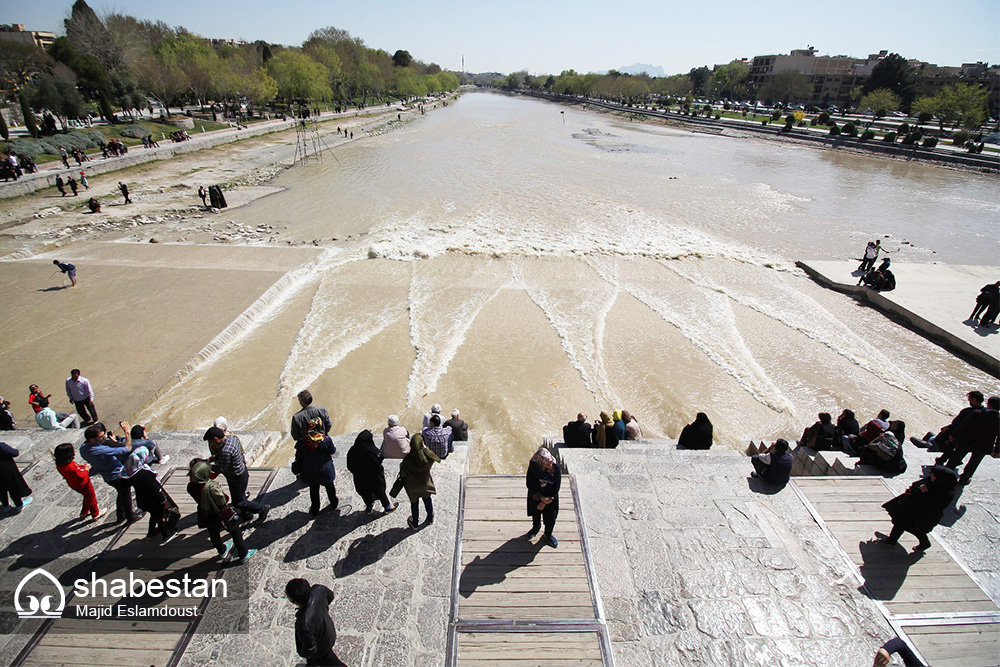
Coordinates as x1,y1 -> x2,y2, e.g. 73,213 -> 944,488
869,432 -> 900,462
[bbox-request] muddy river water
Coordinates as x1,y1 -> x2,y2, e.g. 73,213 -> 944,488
137,91 -> 999,472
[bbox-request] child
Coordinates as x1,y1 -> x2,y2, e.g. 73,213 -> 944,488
54,443 -> 101,520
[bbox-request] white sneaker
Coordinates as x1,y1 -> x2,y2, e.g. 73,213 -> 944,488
157,455 -> 171,465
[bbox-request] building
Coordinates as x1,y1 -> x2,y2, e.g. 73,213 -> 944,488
0,24 -> 55,50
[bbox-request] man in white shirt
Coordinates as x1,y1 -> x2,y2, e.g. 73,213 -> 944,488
34,397 -> 81,430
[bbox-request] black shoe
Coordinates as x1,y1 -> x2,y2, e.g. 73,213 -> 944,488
309,506 -> 319,518
127,511 -> 145,523
525,527 -> 540,539
330,497 -> 339,510
913,540 -> 931,552
257,505 -> 270,523
425,514 -> 434,525
407,517 -> 418,530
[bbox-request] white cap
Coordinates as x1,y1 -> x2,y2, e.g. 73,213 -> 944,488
214,416 -> 229,431
387,414 -> 399,427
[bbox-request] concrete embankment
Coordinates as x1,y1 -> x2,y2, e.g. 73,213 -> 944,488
517,90 -> 1000,172
0,103 -> 399,201
797,260 -> 999,377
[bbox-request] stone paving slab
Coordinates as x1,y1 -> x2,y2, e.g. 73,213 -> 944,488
563,442 -> 904,666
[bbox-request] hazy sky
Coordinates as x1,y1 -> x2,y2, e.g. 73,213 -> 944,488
2,0 -> 998,75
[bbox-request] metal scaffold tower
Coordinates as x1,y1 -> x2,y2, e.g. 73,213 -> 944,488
293,118 -> 325,165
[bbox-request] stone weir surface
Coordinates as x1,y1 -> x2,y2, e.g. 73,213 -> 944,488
557,439 -> 1000,666
0,429 -> 997,665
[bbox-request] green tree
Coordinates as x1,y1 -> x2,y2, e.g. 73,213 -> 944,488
859,88 -> 902,118
913,84 -> 988,131
392,67 -> 425,99
392,50 -> 413,68
18,91 -> 39,137
0,41 -> 50,88
710,60 -> 750,100
243,67 -> 279,107
863,53 -> 919,110
688,66 -> 711,94
266,51 -> 332,102
28,72 -> 86,130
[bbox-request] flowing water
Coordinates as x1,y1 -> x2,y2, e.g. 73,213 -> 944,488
140,91 -> 1000,472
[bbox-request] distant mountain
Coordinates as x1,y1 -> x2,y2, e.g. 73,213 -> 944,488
619,63 -> 665,77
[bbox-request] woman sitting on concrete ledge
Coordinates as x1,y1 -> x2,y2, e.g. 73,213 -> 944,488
678,412 -> 713,450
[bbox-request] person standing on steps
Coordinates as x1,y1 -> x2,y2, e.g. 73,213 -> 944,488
392,433 -> 439,530
203,426 -> 270,524
525,447 -> 561,548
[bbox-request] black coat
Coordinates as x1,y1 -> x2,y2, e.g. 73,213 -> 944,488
526,460 -> 561,517
294,584 -> 344,666
346,430 -> 387,499
883,466 -> 958,535
295,437 -> 336,486
678,414 -> 713,450
0,442 -> 30,500
562,420 -> 592,448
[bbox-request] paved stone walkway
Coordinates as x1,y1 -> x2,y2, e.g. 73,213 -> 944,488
563,442 -> 904,666
0,429 -> 466,667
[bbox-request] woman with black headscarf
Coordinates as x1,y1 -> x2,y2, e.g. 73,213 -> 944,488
346,430 -> 396,515
879,465 -> 959,552
678,412 -> 713,450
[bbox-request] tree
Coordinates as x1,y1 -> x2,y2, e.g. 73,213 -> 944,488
860,88 -> 902,118
913,84 -> 989,131
757,70 -> 811,105
266,50 -> 331,102
28,72 -> 86,130
863,53 -> 919,110
0,41 -> 50,88
688,66 -> 711,94
0,110 -> 8,140
392,67 -> 424,99
392,50 -> 413,68
18,91 -> 39,137
710,61 -> 750,100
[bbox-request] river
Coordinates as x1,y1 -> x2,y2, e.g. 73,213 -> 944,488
141,90 -> 1000,472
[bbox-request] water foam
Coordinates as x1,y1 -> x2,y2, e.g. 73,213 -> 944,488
404,261 -> 511,406
664,260 -> 956,415
588,255 -> 796,415
512,259 -> 622,406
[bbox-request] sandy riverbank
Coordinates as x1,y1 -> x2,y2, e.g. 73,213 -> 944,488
0,102 -> 432,428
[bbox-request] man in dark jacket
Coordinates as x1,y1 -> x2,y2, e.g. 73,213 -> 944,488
290,390 -> 332,445
444,409 -> 468,441
286,578 -> 345,666
563,413 -> 592,448
920,390 -> 984,456
943,396 -> 1000,486
750,439 -> 793,487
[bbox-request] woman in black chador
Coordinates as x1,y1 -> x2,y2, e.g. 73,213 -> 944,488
878,465 -> 958,552
525,447 -> 561,548
346,430 -> 396,514
678,412 -> 714,450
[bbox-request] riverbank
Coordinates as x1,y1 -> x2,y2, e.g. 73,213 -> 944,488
515,90 -> 1000,173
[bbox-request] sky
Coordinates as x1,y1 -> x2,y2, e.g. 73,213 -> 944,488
1,0 -> 998,76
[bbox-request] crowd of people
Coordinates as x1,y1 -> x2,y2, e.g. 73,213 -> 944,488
561,409 -> 643,448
